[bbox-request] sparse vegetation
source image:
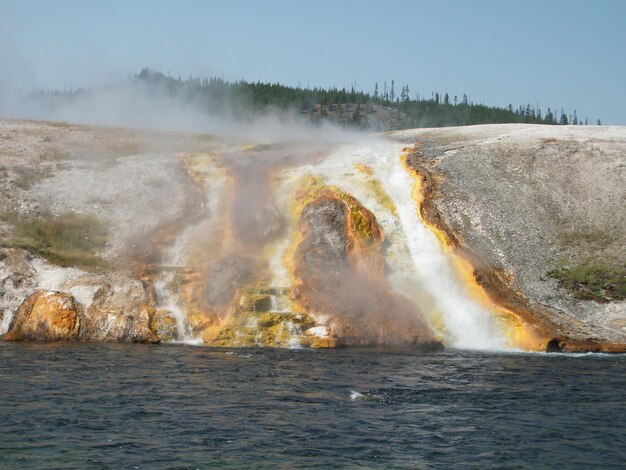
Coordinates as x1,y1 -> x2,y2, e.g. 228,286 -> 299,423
39,146 -> 70,161
12,166 -> 54,190
1,212 -> 108,268
557,227 -> 615,250
548,262 -> 626,302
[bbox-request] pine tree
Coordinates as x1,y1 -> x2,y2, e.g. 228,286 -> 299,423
373,83 -> 379,100
352,103 -> 361,124
390,80 -> 395,103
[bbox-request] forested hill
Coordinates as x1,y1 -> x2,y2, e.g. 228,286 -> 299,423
30,68 -> 597,131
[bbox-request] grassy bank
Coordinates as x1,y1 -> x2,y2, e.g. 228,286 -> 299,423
548,262 -> 626,302
1,212 -> 108,268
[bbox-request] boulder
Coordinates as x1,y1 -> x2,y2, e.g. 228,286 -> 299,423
3,290 -> 80,341
79,280 -> 159,343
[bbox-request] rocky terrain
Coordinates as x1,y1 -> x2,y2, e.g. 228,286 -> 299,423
1,119 -> 624,352
391,124 -> 626,351
1,119 -> 401,348
0,119 -> 212,341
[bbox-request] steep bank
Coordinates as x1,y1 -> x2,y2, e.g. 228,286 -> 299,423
390,124 -> 626,351
2,119 -> 621,351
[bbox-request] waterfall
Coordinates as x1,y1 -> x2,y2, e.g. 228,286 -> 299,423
148,142 -> 519,350
294,142 -> 511,350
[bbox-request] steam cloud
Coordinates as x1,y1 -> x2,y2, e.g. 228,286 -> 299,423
0,74 -> 375,144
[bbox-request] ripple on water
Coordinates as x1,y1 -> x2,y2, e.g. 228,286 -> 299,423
1,344 -> 625,469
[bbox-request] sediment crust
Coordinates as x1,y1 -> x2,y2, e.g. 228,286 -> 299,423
399,125 -> 626,353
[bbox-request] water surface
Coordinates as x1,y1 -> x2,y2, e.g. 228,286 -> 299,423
1,343 -> 624,469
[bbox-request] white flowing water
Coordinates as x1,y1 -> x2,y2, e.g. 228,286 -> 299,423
147,142 -> 511,349
372,145 -> 508,349
271,141 -> 510,350
152,154 -> 229,344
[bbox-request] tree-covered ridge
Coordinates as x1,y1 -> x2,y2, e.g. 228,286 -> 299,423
35,68 -> 599,131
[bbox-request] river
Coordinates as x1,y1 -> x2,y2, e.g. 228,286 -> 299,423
1,342 -> 624,469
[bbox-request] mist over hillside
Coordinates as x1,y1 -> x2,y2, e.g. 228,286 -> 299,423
0,69 -> 598,133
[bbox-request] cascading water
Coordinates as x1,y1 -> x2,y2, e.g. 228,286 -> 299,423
372,145 -> 510,349
268,141 -> 513,350
150,153 -> 230,345
149,141 -> 524,350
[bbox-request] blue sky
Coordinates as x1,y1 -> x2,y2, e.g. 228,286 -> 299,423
2,0 -> 625,124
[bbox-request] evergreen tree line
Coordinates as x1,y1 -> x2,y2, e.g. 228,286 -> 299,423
32,68 -> 601,130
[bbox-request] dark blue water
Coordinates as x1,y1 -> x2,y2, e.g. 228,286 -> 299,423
0,343 -> 625,469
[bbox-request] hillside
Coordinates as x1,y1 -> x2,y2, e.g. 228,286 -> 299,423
390,124 -> 626,351
0,119 -> 623,351
15,69 -> 594,132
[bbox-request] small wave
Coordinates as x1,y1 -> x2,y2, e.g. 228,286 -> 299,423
349,390 -> 364,400
348,387 -> 446,404
544,351 -> 625,358
170,338 -> 204,346
496,349 -> 626,358
225,351 -> 253,358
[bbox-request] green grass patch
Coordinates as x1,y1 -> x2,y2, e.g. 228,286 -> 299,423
547,262 -> 626,302
2,212 -> 108,269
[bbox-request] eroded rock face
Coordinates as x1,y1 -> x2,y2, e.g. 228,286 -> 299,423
293,191 -> 441,349
0,248 -> 39,334
393,125 -> 626,351
3,290 -> 80,341
0,248 -> 160,342
80,280 -> 159,343
150,310 -> 179,341
3,279 -> 160,343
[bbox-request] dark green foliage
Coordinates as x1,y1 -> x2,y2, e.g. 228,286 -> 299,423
32,68 -> 596,131
547,263 -> 626,302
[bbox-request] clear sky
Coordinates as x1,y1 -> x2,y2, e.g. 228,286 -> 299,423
2,0 -> 625,124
